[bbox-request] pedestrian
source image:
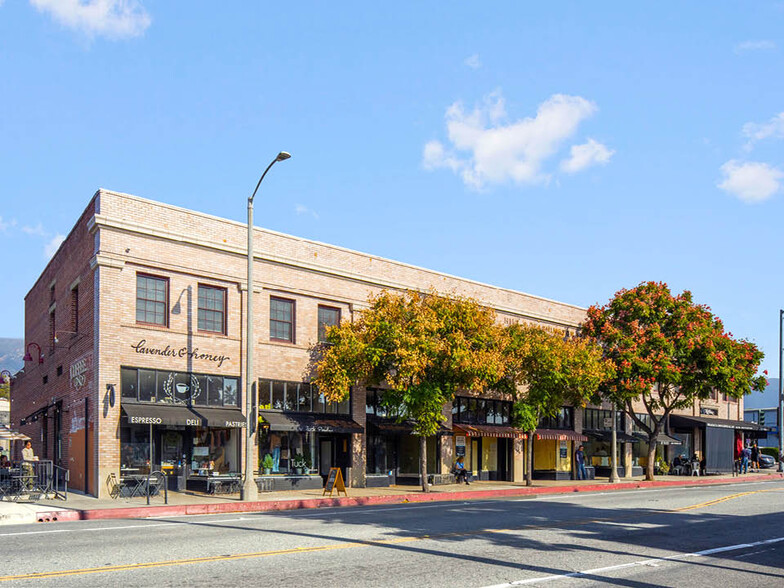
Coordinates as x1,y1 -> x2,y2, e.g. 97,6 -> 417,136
751,443 -> 760,472
454,455 -> 470,485
741,445 -> 751,474
575,445 -> 587,480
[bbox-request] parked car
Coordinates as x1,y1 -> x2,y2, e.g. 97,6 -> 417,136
758,453 -> 776,469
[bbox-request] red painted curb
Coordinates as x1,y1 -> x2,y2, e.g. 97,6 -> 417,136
54,473 -> 783,522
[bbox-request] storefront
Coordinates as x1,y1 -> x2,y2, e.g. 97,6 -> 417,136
365,389 -> 446,486
583,408 -> 640,477
450,395 -> 522,481
120,366 -> 245,491
258,379 -> 362,491
531,408 -> 587,480
669,414 -> 767,474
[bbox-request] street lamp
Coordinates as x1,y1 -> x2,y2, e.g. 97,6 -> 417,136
242,151 -> 291,501
778,310 -> 783,473
23,343 -> 43,364
609,404 -> 621,483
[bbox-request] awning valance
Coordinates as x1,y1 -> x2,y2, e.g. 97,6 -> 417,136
670,414 -> 767,432
122,403 -> 246,428
535,429 -> 588,442
454,424 -> 527,439
260,411 -> 363,434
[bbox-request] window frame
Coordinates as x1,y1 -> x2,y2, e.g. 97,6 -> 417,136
135,273 -> 170,327
317,305 -> 341,343
269,296 -> 296,343
197,283 -> 228,335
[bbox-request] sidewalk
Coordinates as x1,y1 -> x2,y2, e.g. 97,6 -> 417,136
2,471 -> 781,526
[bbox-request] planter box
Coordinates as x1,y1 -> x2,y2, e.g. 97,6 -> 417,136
366,474 -> 392,488
255,475 -> 323,493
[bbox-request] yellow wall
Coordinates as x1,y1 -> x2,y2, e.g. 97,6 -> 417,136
482,438 -> 498,471
534,439 -> 556,469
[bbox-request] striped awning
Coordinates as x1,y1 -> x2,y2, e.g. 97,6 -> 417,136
534,429 -> 588,442
0,425 -> 31,441
454,424 -> 527,439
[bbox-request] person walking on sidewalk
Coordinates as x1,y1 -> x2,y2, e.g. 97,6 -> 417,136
575,445 -> 587,480
751,443 -> 760,472
740,445 -> 751,474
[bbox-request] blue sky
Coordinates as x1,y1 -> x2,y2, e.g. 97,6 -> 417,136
1,2 -> 783,378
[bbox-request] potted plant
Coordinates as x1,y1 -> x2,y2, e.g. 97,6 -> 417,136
292,453 -> 306,475
262,454 -> 274,475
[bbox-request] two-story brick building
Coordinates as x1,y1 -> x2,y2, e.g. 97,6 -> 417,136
11,189 -> 761,497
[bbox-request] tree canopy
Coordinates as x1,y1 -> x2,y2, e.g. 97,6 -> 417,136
503,324 -> 612,484
582,281 -> 766,480
313,290 -> 508,491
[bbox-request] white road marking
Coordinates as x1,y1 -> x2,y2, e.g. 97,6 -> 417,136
482,536 -> 784,586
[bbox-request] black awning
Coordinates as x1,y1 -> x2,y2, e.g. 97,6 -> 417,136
260,411 -> 363,434
368,417 -> 451,436
632,432 -> 682,446
670,414 -> 767,432
122,403 -> 246,428
584,430 -> 639,443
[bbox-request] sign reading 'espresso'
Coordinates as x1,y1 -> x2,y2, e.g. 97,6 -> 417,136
130,340 -> 230,368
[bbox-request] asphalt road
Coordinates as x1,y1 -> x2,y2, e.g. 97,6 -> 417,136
1,480 -> 783,587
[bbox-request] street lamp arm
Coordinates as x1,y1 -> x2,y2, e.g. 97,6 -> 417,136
249,152 -> 291,205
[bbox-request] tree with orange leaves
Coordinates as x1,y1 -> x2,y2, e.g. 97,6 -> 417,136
583,281 -> 766,481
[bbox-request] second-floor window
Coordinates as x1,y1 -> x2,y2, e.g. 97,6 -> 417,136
538,407 -> 573,430
136,274 -> 168,326
452,396 -> 512,426
198,285 -> 226,334
317,306 -> 341,343
270,297 -> 295,342
70,286 -> 79,333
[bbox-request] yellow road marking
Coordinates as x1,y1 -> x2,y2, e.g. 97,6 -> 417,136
1,485 -> 780,582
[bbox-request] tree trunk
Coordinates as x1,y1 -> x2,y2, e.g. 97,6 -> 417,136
645,439 -> 658,481
526,431 -> 534,486
420,435 -> 430,493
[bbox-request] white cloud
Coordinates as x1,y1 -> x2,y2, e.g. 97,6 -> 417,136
30,0 -> 151,39
44,234 -> 66,259
22,223 -> 47,236
0,216 -> 16,232
734,40 -> 776,53
423,91 -> 607,189
464,54 -> 481,69
717,160 -> 783,203
560,138 -> 614,174
295,204 -> 319,219
742,112 -> 784,150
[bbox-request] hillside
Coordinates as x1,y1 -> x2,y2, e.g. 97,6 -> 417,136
0,338 -> 23,374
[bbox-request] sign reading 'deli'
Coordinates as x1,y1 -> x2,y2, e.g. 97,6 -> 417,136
130,340 -> 231,368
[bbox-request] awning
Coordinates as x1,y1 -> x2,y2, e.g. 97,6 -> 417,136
122,403 -> 246,428
260,411 -> 363,434
0,425 -> 30,441
454,424 -> 527,439
535,429 -> 588,442
670,414 -> 767,432
632,432 -> 682,445
584,430 -> 639,443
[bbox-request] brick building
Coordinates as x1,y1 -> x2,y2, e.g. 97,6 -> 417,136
11,189 -> 760,497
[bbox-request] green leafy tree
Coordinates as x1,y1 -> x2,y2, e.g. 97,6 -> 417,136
504,325 -> 612,486
583,281 -> 766,481
0,373 -> 9,400
314,290 -> 507,492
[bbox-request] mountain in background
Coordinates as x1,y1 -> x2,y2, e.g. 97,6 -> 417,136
0,338 -> 23,374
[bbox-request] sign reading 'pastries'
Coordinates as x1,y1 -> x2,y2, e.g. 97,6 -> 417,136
130,340 -> 231,368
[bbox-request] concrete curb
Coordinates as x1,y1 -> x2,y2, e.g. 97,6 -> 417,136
43,472 -> 784,523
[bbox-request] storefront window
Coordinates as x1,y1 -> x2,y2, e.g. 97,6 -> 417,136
191,427 -> 239,475
259,379 -> 349,415
453,396 -> 512,425
121,425 -> 151,474
367,435 -> 396,475
259,430 -> 315,474
121,367 -> 242,408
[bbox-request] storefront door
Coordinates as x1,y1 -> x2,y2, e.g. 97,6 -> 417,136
470,438 -> 480,473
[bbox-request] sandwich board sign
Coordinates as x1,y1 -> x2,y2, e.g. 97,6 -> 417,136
323,467 -> 347,497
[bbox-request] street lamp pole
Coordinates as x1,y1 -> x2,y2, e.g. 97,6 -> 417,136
609,404 -> 620,483
241,151 -> 291,501
778,310 -> 784,473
